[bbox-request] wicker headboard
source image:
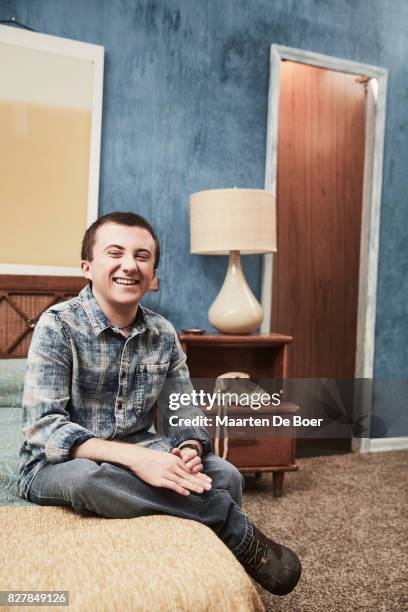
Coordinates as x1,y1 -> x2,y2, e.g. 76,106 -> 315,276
0,274 -> 160,358
0,275 -> 86,358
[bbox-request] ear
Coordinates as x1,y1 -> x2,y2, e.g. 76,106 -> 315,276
149,274 -> 159,292
81,260 -> 92,281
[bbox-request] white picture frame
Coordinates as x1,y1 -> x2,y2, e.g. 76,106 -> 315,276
0,25 -> 104,276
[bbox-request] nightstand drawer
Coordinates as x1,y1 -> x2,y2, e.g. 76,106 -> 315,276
225,437 -> 294,468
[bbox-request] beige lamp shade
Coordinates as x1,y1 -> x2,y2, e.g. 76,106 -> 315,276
190,188 -> 277,255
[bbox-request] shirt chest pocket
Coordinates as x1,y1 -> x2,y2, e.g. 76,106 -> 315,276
133,363 -> 169,413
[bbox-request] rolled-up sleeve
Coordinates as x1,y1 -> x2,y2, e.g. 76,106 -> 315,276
22,312 -> 95,463
157,332 -> 212,453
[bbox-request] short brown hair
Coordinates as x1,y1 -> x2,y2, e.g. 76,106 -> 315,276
81,212 -> 160,268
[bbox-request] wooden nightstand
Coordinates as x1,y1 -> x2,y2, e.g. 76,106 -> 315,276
179,334 -> 299,496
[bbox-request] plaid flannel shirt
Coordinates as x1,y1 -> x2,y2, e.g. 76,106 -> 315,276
18,285 -> 211,499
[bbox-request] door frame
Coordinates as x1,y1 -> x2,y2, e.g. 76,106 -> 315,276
260,45 -> 388,453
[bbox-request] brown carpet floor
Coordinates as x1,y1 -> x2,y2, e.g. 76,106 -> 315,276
242,450 -> 408,612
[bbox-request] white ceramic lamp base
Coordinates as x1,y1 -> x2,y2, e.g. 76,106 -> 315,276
209,251 -> 263,334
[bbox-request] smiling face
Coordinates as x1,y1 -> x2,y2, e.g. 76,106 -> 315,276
81,222 -> 156,318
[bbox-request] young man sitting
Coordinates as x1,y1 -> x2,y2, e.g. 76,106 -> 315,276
19,212 -> 301,596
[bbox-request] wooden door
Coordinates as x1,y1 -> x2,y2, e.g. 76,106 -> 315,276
272,61 -> 366,379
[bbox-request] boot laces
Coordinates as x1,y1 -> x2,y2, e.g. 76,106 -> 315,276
242,535 -> 268,570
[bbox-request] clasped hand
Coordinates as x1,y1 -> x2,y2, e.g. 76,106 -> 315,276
129,445 -> 212,497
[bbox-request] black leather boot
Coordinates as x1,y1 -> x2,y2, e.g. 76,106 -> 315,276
238,525 -> 301,596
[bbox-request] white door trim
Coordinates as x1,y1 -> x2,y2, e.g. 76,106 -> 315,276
261,45 -> 388,452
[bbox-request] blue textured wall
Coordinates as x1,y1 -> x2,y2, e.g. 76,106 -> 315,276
2,0 -> 408,436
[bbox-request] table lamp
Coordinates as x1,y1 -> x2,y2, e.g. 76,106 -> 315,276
190,188 -> 277,334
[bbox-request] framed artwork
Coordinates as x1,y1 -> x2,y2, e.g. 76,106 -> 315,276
0,25 -> 104,276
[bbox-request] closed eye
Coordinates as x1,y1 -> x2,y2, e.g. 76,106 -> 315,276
106,249 -> 151,260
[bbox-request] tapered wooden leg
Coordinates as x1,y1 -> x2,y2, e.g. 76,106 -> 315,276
273,471 -> 284,497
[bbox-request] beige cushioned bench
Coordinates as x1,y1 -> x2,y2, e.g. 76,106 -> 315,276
0,359 -> 264,611
0,507 -> 263,611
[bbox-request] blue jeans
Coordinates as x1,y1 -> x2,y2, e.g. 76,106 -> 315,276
27,434 -> 253,558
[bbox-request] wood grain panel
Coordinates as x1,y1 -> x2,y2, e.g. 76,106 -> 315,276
272,62 -> 366,377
